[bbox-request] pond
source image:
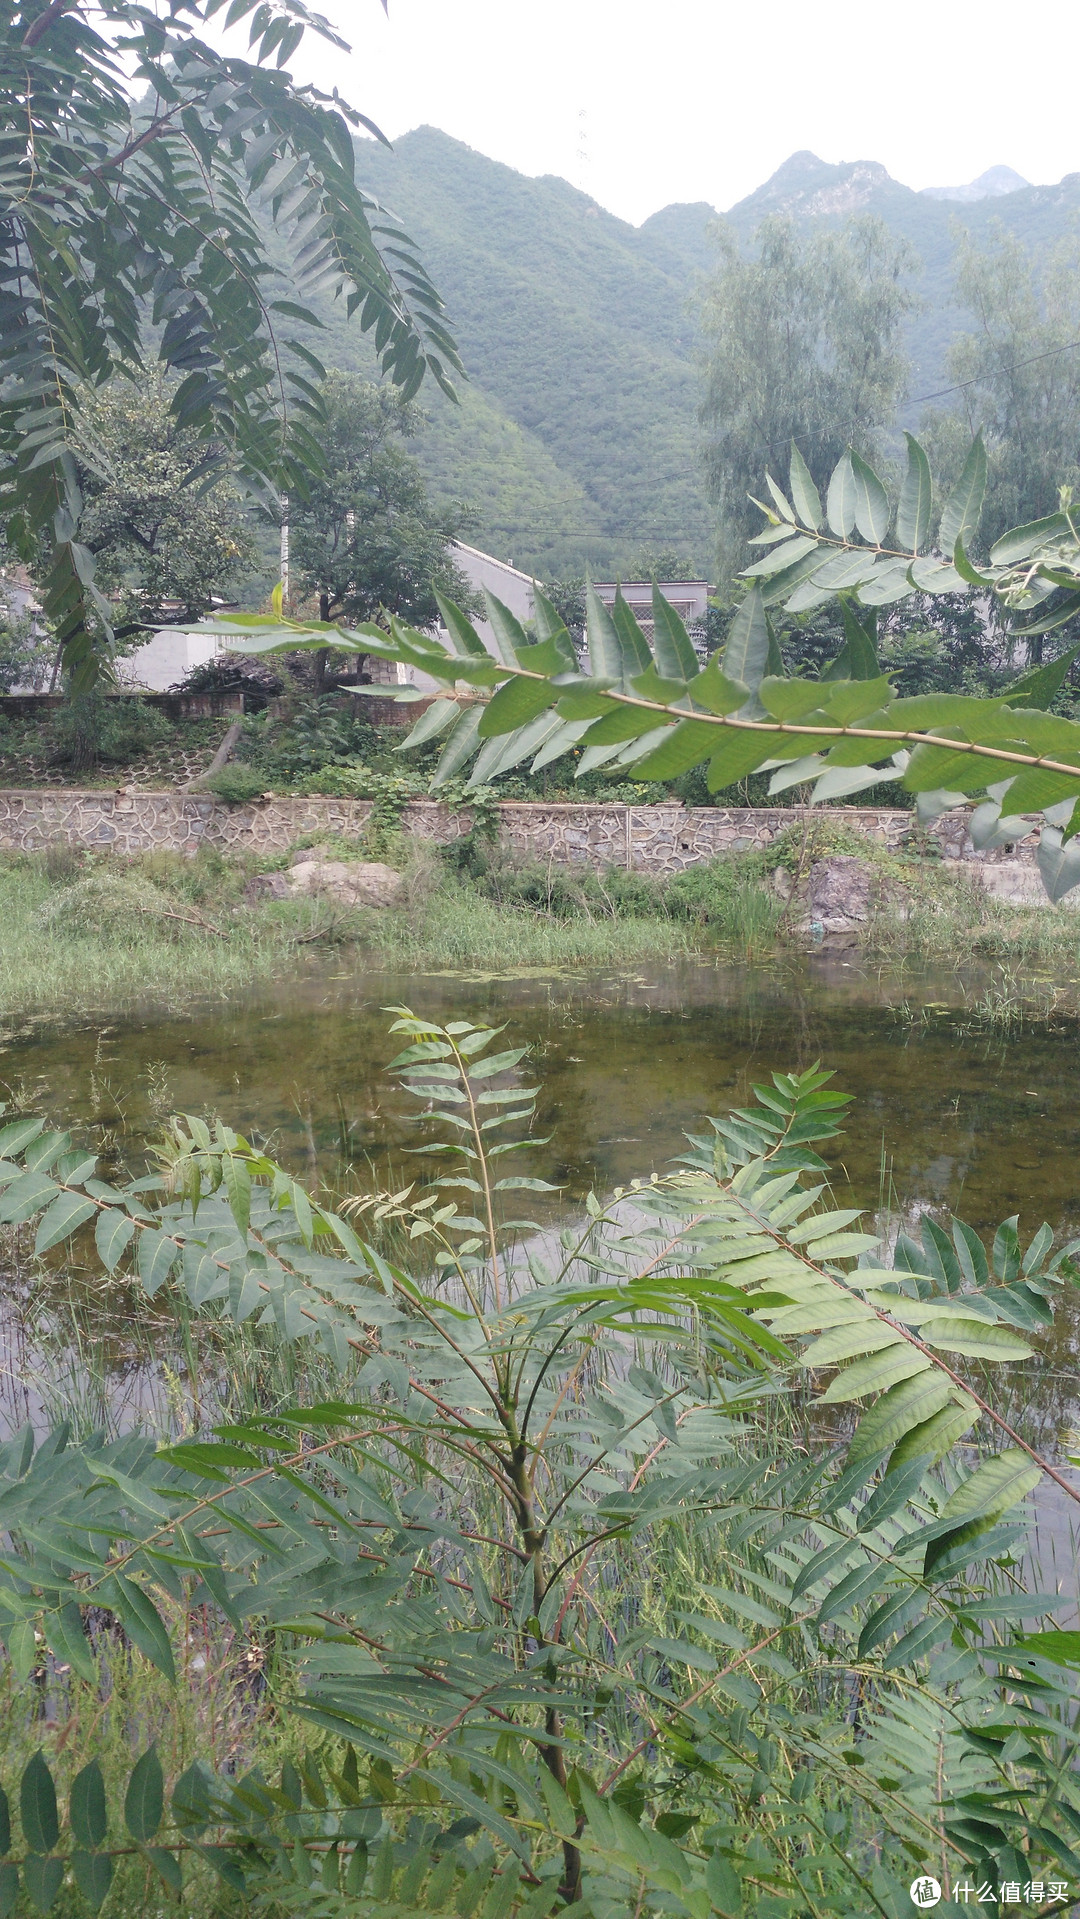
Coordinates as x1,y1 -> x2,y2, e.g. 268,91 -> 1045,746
2,948 -> 1079,1596
2,949 -> 1077,1237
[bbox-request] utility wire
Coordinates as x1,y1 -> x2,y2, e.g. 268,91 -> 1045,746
732,335 -> 1080,466
911,337 -> 1080,408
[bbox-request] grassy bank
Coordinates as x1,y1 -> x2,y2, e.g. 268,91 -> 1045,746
6,818 -> 1080,1023
0,841 -> 763,1018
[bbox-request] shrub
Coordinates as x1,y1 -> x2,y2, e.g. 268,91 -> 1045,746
48,691 -> 174,767
295,762 -> 425,802
243,693 -> 379,780
202,763 -> 266,804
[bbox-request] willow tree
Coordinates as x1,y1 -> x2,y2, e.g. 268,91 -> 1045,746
699,215 -> 918,581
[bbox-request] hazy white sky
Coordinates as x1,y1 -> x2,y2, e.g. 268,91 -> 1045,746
287,0 -> 1080,225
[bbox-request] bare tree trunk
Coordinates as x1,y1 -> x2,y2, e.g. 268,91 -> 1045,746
314,590 -> 331,693
183,718 -> 243,792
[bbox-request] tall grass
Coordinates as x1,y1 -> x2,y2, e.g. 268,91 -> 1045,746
0,858 -> 298,1019
360,862 -> 696,970
0,845 -> 791,1019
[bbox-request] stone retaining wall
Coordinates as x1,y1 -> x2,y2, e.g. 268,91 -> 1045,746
0,789 -> 1044,892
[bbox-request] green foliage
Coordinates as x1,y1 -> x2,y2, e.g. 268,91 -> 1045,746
47,694 -> 173,771
0,1016 -> 1077,1913
283,372 -> 479,640
0,602 -> 52,695
201,765 -> 267,806
195,448 -> 1080,897
0,0 -> 460,692
664,859 -> 783,950
699,215 -> 918,580
920,226 -> 1080,566
239,695 -> 381,784
295,763 -> 426,803
0,851 -> 302,1016
73,373 -> 258,642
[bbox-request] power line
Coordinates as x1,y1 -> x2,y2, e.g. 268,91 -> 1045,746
911,336 -> 1080,408
730,334 -> 1080,465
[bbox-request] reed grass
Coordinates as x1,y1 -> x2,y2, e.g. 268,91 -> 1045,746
0,859 -> 299,1020
0,845 -> 789,1020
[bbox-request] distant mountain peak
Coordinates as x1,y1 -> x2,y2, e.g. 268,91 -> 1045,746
732,151 -> 897,220
920,165 -> 1029,203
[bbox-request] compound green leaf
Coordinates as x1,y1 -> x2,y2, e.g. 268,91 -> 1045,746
721,589 -> 769,693
848,1372 -> 954,1461
610,589 -> 653,674
819,1345 -> 930,1404
95,1207 -> 135,1272
990,511 -> 1071,567
631,719 -> 721,781
848,450 -> 890,545
0,1171 -> 59,1225
431,706 -> 484,785
938,432 -> 987,558
71,1853 -> 114,1912
137,1228 -> 181,1297
788,443 -> 822,530
34,1192 -> 96,1255
477,676 -> 558,738
888,1399 -> 978,1468
938,1449 -> 1041,1528
800,1321 -> 897,1369
21,1855 -> 62,1913
70,1763 -> 107,1852
481,589 -> 529,664
20,1755 -> 58,1855
651,583 -> 700,680
585,586 -> 625,682
826,454 -> 856,538
688,654 -> 751,715
921,1319 -> 1032,1360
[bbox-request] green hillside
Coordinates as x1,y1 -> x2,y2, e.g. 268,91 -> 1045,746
328,127 -> 713,577
310,133 -> 1080,579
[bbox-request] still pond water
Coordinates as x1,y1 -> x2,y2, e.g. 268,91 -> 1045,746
2,948 -> 1079,1594
3,949 -> 1077,1236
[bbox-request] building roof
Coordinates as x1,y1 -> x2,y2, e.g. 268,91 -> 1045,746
452,541 -> 539,586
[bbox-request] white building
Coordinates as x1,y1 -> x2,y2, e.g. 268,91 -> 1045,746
369,540 -> 540,691
592,579 -> 710,630
115,624 -> 226,692
451,541 -> 537,639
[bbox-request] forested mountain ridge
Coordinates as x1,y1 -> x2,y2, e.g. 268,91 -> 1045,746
313,130 -> 1080,579
650,149 -> 1080,409
330,126 -> 715,578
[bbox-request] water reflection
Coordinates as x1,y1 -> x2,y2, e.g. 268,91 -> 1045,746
1,951 -> 1079,1470
2,952 -> 1079,1236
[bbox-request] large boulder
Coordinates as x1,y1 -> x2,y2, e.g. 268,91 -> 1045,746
246,855 -> 405,908
793,856 -> 876,935
287,856 -> 405,908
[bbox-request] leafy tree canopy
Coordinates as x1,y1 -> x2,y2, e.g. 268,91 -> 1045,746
920,224 -> 1080,598
698,214 -> 919,582
286,370 -> 477,636
74,372 -> 258,644
0,0 -> 461,689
